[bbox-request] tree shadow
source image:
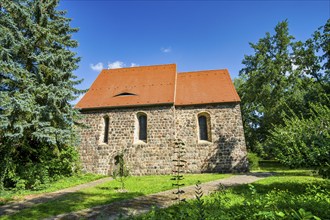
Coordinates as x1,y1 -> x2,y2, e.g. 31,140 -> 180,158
146,178 -> 330,220
200,135 -> 248,173
0,189 -> 144,219
89,193 -> 176,219
206,180 -> 329,219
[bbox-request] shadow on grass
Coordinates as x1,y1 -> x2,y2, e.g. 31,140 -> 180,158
0,190 -> 144,220
275,172 -> 317,177
88,193 -> 175,219
215,179 -> 329,219
135,177 -> 330,220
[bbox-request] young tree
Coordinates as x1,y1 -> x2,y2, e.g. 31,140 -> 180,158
113,153 -> 130,191
171,139 -> 187,203
0,0 -> 83,189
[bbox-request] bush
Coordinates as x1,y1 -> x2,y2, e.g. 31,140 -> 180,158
2,145 -> 80,191
247,152 -> 260,171
267,103 -> 330,178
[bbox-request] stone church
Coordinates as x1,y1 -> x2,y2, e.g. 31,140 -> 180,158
75,64 -> 247,175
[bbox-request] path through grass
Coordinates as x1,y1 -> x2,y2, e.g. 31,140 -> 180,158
0,173 -> 230,220
0,173 -> 105,205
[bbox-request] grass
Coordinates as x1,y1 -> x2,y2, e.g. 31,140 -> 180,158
0,173 -> 105,205
251,159 -> 317,176
0,173 -> 230,220
135,164 -> 330,220
136,175 -> 329,219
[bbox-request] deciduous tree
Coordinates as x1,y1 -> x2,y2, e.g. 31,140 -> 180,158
236,20 -> 329,156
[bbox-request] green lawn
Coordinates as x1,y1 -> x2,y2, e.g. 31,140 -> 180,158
0,173 -> 230,220
135,168 -> 330,219
0,173 -> 105,205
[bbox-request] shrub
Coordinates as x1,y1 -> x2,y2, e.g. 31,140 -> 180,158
2,145 -> 80,191
247,152 -> 260,171
267,103 -> 330,178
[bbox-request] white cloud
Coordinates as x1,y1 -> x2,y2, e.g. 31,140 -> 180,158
108,61 -> 125,69
161,47 -> 172,53
91,61 -> 138,70
90,62 -> 104,71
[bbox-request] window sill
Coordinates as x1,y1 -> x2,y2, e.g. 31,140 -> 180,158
133,140 -> 147,146
198,140 -> 212,145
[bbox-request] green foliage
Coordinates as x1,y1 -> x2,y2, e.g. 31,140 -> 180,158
135,176 -> 330,220
112,153 -> 130,190
247,152 -> 260,171
236,19 -> 330,156
267,103 -> 330,178
171,139 -> 187,203
0,0 -> 84,190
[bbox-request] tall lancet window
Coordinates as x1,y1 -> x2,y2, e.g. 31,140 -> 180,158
103,116 -> 109,144
198,113 -> 211,142
138,113 -> 147,142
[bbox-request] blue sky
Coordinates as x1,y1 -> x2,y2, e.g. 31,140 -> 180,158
59,0 -> 329,102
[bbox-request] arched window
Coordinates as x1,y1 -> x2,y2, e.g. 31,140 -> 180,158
103,116 -> 109,144
138,113 -> 147,142
198,113 -> 211,142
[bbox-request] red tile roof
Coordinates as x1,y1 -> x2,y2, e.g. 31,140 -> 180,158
175,69 -> 240,106
75,64 -> 240,109
75,64 -> 176,109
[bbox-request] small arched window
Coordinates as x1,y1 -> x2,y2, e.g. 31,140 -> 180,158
103,116 -> 109,144
198,113 -> 211,142
138,113 -> 147,142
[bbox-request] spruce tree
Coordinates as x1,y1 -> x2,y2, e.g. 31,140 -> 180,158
0,0 -> 83,189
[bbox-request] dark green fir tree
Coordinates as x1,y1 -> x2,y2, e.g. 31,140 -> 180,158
0,0 -> 84,190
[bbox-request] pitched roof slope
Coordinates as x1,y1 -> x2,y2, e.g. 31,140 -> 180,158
175,69 -> 240,106
75,64 -> 176,109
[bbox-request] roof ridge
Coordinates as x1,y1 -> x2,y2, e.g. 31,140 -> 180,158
102,63 -> 176,72
178,68 -> 228,74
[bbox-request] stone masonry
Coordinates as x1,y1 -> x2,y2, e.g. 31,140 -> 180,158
77,103 -> 248,175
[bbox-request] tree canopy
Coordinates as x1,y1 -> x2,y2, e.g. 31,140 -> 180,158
236,19 -> 330,177
0,0 -> 84,189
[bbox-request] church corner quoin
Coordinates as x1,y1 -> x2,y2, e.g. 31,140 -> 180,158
75,64 -> 248,175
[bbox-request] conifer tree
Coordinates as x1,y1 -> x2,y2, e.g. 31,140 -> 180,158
0,0 -> 83,189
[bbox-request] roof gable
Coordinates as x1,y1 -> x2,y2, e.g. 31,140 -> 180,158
75,64 -> 176,109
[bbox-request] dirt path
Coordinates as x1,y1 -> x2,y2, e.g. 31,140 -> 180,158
0,177 -> 113,216
49,172 -> 273,220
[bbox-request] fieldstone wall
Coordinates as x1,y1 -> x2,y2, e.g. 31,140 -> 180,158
78,105 -> 175,175
175,103 -> 248,173
77,103 -> 247,175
